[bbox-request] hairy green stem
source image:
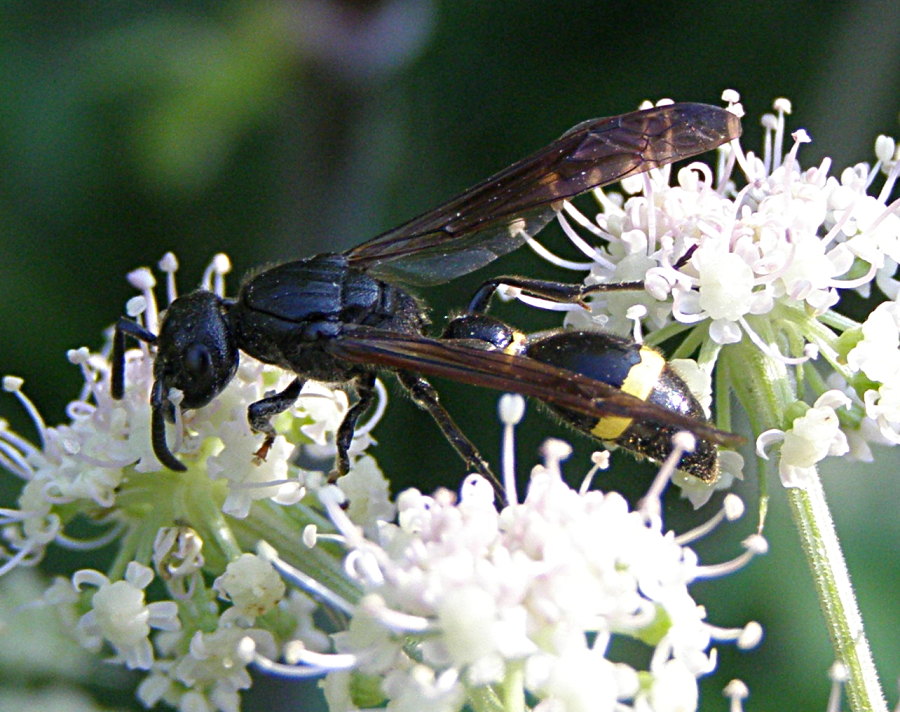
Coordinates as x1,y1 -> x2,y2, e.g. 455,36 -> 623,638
786,480 -> 887,712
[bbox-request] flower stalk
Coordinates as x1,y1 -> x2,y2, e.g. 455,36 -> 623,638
787,482 -> 887,712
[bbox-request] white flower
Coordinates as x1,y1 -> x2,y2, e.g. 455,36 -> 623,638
73,562 -> 181,670
757,391 -> 851,488
846,300 -> 900,383
213,553 -> 286,620
334,454 -> 396,537
174,627 -> 277,708
381,665 -> 465,712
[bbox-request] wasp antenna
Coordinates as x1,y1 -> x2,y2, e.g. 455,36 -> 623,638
112,318 -> 158,400
111,322 -> 127,400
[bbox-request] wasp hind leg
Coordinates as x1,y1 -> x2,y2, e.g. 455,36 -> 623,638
395,370 -> 502,496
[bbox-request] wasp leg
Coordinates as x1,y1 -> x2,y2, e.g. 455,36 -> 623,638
394,370 -> 501,495
466,276 -> 644,313
248,377 -> 304,461
327,372 -> 377,482
112,317 -> 158,399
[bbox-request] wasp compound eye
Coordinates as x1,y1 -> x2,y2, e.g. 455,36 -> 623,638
183,343 -> 212,379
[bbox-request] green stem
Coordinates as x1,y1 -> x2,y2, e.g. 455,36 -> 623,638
720,318 -> 886,711
468,685 -> 508,712
468,663 -> 526,712
786,480 -> 887,712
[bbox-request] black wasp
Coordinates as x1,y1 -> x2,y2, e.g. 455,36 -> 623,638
112,102 -> 743,485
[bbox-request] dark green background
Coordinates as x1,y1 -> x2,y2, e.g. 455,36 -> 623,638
1,1 -> 897,711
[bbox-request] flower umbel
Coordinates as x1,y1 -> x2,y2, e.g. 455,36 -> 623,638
258,403 -> 762,712
1,253 -> 389,712
527,91 -> 897,712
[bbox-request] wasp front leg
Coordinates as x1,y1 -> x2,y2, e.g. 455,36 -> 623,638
329,372 -> 377,481
248,377 -> 304,462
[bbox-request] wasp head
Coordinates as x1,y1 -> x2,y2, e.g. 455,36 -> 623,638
153,290 -> 239,413
142,291 -> 238,471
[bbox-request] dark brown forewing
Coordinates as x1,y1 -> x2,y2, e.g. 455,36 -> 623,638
328,327 -> 743,447
346,103 -> 741,286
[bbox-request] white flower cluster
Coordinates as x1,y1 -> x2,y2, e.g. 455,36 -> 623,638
550,91 -> 899,487
0,253 -> 381,575
0,254 -> 391,712
271,437 -> 762,712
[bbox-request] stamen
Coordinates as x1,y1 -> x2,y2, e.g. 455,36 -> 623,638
55,523 -> 126,551
867,195 -> 900,234
761,112 -> 777,175
723,679 -> 749,712
829,262 -> 878,290
876,151 -> 899,202
257,541 -> 355,615
167,388 -> 185,455
755,428 -> 785,459
720,88 -> 741,105
590,185 -> 626,214
525,228 -> 594,270
696,534 -> 768,578
302,524 -> 320,547
498,394 -> 525,504
578,451 -> 609,495
0,426 -> 35,478
360,594 -> 435,634
212,253 -> 232,296
66,348 -> 105,407
676,494 -> 745,544
228,478 -> 303,491
643,171 -> 658,252
626,304 -> 647,343
249,639 -> 357,679
558,206 -> 616,264
539,439 -> 572,477
284,641 -> 358,671
640,432 -> 694,525
3,377 -> 48,449
820,190 -> 860,248
826,662 -> 849,712
0,544 -> 37,577
772,98 -> 794,172
561,199 -> 610,240
515,293 -> 585,312
158,252 -> 179,304
706,621 -> 763,649
738,317 -> 816,365
127,267 -> 160,332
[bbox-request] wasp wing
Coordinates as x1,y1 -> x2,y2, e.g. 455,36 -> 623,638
346,103 -> 740,286
328,327 -> 743,447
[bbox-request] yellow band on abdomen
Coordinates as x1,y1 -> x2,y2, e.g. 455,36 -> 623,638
591,346 -> 666,440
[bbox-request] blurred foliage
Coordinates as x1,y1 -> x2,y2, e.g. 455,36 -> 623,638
0,1 -> 898,711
